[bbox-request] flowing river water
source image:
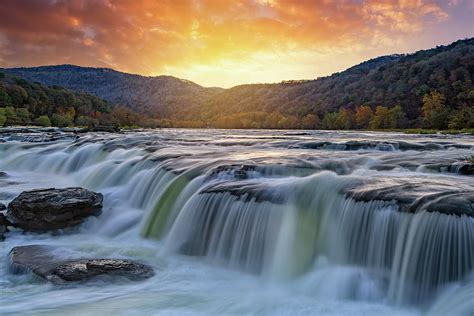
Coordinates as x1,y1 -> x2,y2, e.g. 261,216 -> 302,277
0,129 -> 473,316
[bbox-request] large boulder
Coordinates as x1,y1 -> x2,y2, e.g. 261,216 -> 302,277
10,245 -> 154,284
7,187 -> 103,232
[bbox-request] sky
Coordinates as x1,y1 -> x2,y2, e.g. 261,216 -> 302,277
0,0 -> 473,88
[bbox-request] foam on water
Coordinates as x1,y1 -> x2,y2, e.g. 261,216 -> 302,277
0,129 -> 472,315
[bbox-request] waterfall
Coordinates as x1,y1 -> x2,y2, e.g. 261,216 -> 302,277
143,170 -> 474,306
1,130 -> 472,313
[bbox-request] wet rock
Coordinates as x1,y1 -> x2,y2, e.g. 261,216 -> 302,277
9,245 -> 154,284
454,163 -> 474,176
0,171 -> 8,178
344,178 -> 474,217
0,203 -> 6,211
202,180 -> 287,204
0,213 -> 11,241
7,187 -> 103,232
77,126 -> 121,133
205,164 -> 257,181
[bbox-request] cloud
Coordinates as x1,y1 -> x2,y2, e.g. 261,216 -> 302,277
0,0 -> 470,87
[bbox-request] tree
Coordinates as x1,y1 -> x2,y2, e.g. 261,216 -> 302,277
355,106 -> 373,129
301,114 -> 319,129
5,106 -> 17,125
0,89 -> 12,107
36,115 -> 52,127
76,115 -> 98,127
0,107 -> 6,126
7,85 -> 28,106
16,108 -> 31,125
448,108 -> 473,129
369,106 -> 391,129
51,113 -> 73,127
336,108 -> 355,129
422,91 -> 449,129
322,112 -> 339,129
388,105 -> 407,129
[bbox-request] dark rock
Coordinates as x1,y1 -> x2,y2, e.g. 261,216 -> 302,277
7,187 -> 103,232
455,163 -> 474,176
0,171 -> 8,178
205,164 -> 257,181
344,178 -> 474,217
9,245 -> 154,284
0,213 -> 11,241
0,203 -> 6,211
78,126 -> 121,133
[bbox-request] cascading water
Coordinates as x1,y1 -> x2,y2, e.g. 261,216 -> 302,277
0,128 -> 473,315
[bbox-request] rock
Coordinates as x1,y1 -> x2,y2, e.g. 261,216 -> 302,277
344,177 -> 474,217
9,245 -> 154,284
7,187 -> 103,232
0,213 -> 11,241
0,203 -> 6,211
78,126 -> 121,133
456,163 -> 474,176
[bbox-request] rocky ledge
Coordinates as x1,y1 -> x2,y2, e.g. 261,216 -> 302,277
10,245 -> 154,284
344,177 -> 474,217
6,187 -> 103,232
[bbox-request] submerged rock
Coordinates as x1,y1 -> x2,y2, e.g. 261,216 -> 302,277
9,245 -> 154,284
7,187 -> 103,232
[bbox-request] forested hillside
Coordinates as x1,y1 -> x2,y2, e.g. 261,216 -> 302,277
3,38 -> 473,130
3,65 -> 222,119
0,72 -> 140,127
199,38 -> 473,129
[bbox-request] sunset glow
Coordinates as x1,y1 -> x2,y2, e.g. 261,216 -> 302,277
0,0 -> 473,87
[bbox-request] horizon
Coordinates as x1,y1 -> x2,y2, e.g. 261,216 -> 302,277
1,0 -> 473,88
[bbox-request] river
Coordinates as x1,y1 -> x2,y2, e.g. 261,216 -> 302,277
0,129 -> 473,315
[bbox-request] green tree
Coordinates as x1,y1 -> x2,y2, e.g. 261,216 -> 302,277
388,105 -> 407,129
7,86 -> 28,106
5,106 -> 17,125
16,108 -> 31,125
369,106 -> 391,129
448,108 -> 473,129
0,107 -> 6,126
422,91 -> 449,129
0,89 -> 12,107
36,115 -> 52,127
51,113 -> 73,127
322,112 -> 339,129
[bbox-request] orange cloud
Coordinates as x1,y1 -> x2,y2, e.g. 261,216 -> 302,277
0,0 -> 471,87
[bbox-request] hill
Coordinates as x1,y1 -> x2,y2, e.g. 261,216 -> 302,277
3,65 -> 223,120
202,39 -> 473,122
2,38 -> 473,129
0,71 -> 115,127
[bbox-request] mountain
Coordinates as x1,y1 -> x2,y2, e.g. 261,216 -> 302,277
2,65 -> 223,119
202,38 -> 473,121
2,38 -> 473,129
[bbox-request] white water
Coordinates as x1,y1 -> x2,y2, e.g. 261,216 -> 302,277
0,129 -> 473,315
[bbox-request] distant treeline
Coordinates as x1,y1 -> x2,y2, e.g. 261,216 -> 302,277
155,90 -> 473,130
